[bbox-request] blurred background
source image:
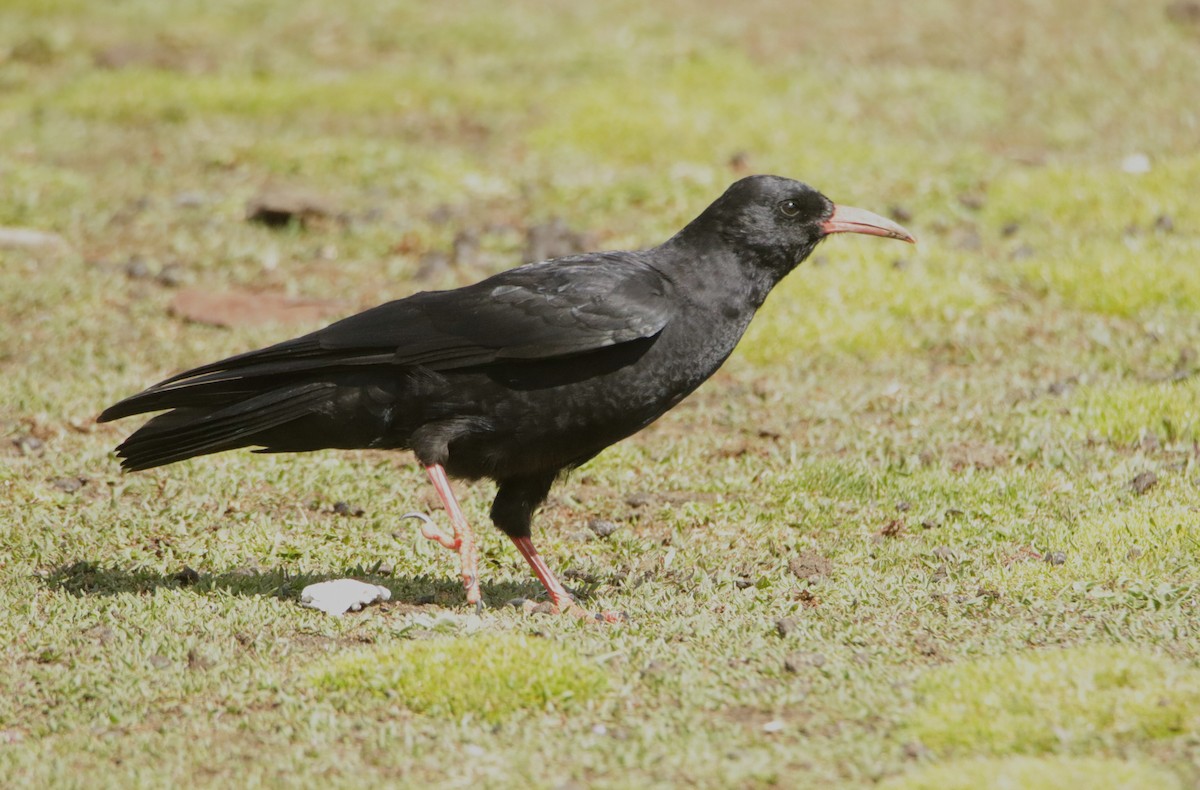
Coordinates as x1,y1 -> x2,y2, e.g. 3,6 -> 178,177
4,2 -> 1199,412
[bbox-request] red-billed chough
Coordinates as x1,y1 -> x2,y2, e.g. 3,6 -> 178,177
99,175 -> 914,620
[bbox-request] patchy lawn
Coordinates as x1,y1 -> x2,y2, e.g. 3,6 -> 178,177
2,0 -> 1200,786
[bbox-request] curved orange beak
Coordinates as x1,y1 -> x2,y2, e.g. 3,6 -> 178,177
821,204 -> 916,244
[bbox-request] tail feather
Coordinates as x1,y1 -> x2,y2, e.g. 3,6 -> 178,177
114,383 -> 335,471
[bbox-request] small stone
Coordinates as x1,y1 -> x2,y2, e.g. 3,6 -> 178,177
187,648 -> 215,671
376,561 -> 394,577
591,724 -> 608,736
332,501 -> 365,517
783,652 -> 825,673
1131,471 -> 1159,495
1009,243 -> 1035,261
1043,551 -> 1067,566
775,616 -> 798,637
13,436 -> 44,456
958,192 -> 986,211
896,501 -> 912,512
587,518 -> 619,538
149,654 -> 171,669
124,256 -> 154,279
1001,222 -> 1020,237
298,579 -> 391,616
246,184 -> 337,228
1121,153 -> 1151,174
157,263 -> 187,287
1047,378 -> 1076,396
889,205 -> 913,223
173,566 -> 201,585
530,601 -> 555,615
1154,214 -> 1175,233
85,625 -> 116,644
51,477 -> 85,493
624,491 -> 653,508
762,720 -> 785,733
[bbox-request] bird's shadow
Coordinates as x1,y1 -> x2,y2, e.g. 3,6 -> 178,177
39,559 -> 573,611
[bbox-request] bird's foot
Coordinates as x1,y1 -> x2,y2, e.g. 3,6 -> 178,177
402,511 -> 459,550
402,512 -> 480,608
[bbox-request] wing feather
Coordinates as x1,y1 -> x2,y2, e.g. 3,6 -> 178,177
99,252 -> 675,421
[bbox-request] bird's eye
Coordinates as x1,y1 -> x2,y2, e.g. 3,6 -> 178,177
778,199 -> 801,217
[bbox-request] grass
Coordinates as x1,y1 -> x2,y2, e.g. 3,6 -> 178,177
311,634 -> 608,723
904,646 -> 1200,755
3,0 -> 1200,786
879,756 -> 1183,790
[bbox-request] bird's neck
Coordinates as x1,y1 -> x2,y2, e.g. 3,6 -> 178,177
655,228 -> 806,313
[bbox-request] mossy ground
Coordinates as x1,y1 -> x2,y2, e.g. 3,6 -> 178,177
3,0 -> 1200,786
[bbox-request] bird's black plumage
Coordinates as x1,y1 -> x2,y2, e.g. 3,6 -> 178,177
100,175 -> 913,615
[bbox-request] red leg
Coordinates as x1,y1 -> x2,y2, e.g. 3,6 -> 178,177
510,536 -> 625,623
416,464 -> 481,610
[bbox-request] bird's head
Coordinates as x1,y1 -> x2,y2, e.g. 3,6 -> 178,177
690,175 -> 915,276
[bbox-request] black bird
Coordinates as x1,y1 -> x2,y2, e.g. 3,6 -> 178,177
99,175 -> 914,619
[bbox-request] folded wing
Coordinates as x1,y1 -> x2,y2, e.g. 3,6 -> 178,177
99,252 -> 676,421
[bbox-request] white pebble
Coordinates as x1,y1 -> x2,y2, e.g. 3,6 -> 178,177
299,579 -> 391,616
1121,153 -> 1151,174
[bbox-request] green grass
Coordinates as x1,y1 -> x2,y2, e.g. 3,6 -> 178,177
3,0 -> 1200,786
311,634 -> 608,722
880,756 -> 1183,790
904,646 -> 1200,755
1073,378 -> 1200,444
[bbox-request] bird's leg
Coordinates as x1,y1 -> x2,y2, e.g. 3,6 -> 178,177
510,535 -> 625,623
417,464 -> 481,610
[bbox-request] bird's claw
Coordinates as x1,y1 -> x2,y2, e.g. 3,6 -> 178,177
401,512 -> 480,611
462,572 -> 481,609
401,511 -> 460,550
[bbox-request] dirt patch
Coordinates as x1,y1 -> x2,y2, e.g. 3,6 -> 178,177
170,287 -> 347,328
941,442 -> 1009,471
788,551 -> 832,582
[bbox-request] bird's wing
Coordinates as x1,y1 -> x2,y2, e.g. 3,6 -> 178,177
100,253 -> 675,419
316,252 -> 675,369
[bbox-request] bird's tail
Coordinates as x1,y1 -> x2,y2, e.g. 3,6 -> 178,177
108,382 -> 336,471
